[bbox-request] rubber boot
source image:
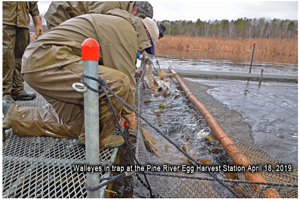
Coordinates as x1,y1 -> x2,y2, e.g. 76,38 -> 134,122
3,96 -> 15,103
104,135 -> 125,148
79,135 -> 125,150
11,90 -> 36,101
3,101 -> 16,130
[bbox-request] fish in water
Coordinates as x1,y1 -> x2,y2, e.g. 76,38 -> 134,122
197,129 -> 209,139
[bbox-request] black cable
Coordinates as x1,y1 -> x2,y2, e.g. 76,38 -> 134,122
81,76 -> 155,198
81,74 -> 240,198
85,173 -> 126,191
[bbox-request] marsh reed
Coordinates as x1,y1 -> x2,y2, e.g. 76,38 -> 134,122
156,36 -> 298,57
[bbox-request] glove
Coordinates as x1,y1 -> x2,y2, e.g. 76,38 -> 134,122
137,52 -> 145,60
122,112 -> 137,132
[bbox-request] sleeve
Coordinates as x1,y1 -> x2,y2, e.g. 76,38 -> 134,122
28,1 -> 40,17
101,43 -> 137,115
119,1 -> 135,12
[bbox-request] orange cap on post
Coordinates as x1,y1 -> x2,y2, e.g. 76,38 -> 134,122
81,38 -> 100,61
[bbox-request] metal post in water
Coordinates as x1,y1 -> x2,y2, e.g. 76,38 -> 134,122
81,38 -> 100,198
259,68 -> 264,85
249,42 -> 256,73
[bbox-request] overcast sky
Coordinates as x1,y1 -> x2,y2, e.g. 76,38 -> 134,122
38,1 -> 298,22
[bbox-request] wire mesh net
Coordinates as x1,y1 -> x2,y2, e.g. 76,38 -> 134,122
2,84 -> 118,198
133,57 -> 298,198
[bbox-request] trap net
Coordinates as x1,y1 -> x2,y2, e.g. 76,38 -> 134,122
2,57 -> 297,198
132,57 -> 298,198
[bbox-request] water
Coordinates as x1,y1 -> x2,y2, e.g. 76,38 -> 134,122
155,55 -> 297,76
153,51 -> 298,166
129,76 -> 232,198
112,50 -> 298,197
140,81 -> 225,165
187,78 -> 298,166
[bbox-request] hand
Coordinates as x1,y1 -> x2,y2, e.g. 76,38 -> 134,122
122,112 -> 137,132
32,16 -> 43,36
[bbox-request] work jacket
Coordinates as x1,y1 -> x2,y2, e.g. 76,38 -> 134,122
22,9 -> 150,114
45,1 -> 135,29
3,1 -> 40,28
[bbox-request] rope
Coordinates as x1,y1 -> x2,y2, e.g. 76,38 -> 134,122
81,75 -> 155,198
174,93 -> 193,104
80,74 -> 240,198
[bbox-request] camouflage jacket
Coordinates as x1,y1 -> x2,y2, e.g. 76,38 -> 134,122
45,1 -> 136,29
3,1 -> 40,28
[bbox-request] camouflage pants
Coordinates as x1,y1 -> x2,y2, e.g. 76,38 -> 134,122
2,24 -> 30,98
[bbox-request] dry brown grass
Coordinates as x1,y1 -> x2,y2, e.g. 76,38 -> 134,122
156,36 -> 298,57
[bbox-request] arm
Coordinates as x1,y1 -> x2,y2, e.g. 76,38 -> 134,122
32,16 -> 43,36
29,2 -> 43,36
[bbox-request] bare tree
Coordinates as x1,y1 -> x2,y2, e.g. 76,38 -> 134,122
229,20 -> 235,38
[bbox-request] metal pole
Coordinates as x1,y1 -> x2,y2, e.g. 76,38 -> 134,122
123,122 -> 129,140
249,42 -> 256,73
81,38 -> 100,198
259,68 -> 264,85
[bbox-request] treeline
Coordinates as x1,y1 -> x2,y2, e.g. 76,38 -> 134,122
30,14 -> 298,40
158,18 -> 298,39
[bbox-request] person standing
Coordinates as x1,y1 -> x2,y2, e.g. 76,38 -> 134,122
3,1 -> 44,102
158,24 -> 166,38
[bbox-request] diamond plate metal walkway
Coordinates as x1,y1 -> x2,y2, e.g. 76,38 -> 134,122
2,84 -> 118,198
